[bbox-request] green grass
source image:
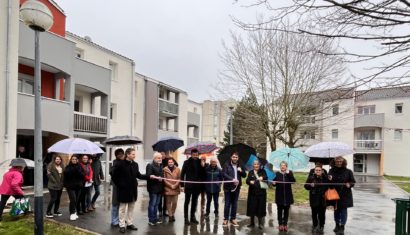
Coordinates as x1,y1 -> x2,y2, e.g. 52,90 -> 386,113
384,175 -> 410,194
0,214 -> 92,235
241,172 -> 310,205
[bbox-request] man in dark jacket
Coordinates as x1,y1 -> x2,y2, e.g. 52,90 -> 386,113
180,148 -> 205,225
111,148 -> 146,233
205,157 -> 223,218
146,152 -> 164,225
222,152 -> 246,226
90,154 -> 104,210
109,148 -> 124,227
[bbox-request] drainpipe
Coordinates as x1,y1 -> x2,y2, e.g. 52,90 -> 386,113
130,61 -> 135,136
4,0 -> 13,158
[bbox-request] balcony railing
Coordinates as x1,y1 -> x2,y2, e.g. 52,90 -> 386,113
159,99 -> 178,116
74,112 -> 107,134
354,140 -> 382,151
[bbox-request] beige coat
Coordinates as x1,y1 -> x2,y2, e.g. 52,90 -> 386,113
163,166 -> 181,196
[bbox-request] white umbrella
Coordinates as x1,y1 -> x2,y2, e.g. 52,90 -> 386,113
0,158 -> 35,168
48,138 -> 104,154
305,141 -> 354,158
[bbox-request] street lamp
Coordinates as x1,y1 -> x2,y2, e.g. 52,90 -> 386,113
20,1 -> 53,234
229,106 -> 234,145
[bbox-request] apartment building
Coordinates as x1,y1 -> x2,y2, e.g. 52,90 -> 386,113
187,100 -> 202,146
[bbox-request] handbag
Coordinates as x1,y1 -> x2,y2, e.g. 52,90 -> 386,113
10,197 -> 31,216
325,188 -> 340,201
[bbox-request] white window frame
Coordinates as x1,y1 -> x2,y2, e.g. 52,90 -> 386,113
395,103 -> 403,114
394,129 -> 403,141
110,103 -> 117,121
109,61 -> 118,81
18,73 -> 34,95
332,104 -> 339,116
332,129 -> 339,139
75,48 -> 84,59
357,105 -> 375,115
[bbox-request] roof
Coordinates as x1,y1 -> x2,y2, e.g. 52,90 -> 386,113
135,72 -> 187,94
355,86 -> 410,101
66,31 -> 134,62
48,0 -> 66,16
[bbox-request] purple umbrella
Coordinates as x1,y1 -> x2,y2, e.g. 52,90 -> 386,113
184,141 -> 218,155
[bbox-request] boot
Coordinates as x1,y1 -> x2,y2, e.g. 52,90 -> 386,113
338,225 -> 345,235
184,218 -> 190,225
258,217 -> 264,229
333,224 -> 340,233
247,216 -> 255,227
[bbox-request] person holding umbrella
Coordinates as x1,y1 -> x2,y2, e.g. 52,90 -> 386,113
273,161 -> 296,232
222,152 -> 247,227
0,159 -> 25,221
109,148 -> 124,227
111,148 -> 146,233
328,156 -> 356,235
45,155 -> 65,218
63,155 -> 84,221
204,157 -> 223,218
180,148 -> 205,225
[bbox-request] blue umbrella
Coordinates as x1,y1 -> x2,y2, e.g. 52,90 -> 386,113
152,136 -> 184,152
269,147 -> 309,171
246,154 -> 276,181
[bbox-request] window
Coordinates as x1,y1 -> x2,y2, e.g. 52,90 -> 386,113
357,105 -> 375,115
332,104 -> 339,116
18,73 -> 34,95
300,130 -> 316,140
193,107 -> 197,113
394,129 -> 403,140
75,48 -> 84,58
332,129 -> 339,139
110,103 -> 117,121
109,61 -> 118,81
74,100 -> 80,112
395,103 -> 403,114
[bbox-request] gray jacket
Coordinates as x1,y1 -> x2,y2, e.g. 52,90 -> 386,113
91,158 -> 104,185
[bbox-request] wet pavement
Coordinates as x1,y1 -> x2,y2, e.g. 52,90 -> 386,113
44,176 -> 408,235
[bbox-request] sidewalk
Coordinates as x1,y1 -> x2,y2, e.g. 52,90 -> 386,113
45,175 -> 405,235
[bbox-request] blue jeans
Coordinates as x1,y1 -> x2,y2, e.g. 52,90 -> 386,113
206,192 -> 219,215
334,208 -> 348,225
111,203 -> 119,225
224,188 -> 240,221
91,184 -> 100,205
148,193 -> 161,223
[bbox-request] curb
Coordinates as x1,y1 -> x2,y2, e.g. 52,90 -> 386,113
46,218 -> 102,235
384,177 -> 410,197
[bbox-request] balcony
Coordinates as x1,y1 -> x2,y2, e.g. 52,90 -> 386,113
74,112 -> 107,134
355,113 -> 384,128
188,112 -> 200,127
354,140 -> 383,152
299,115 -> 318,127
159,99 -> 179,117
158,128 -> 179,139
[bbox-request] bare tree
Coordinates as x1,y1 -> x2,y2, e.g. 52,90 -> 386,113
233,0 -> 410,88
217,23 -> 349,150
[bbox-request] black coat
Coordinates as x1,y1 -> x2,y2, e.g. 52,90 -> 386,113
180,157 -> 205,193
91,159 -> 104,186
63,164 -> 84,190
111,160 -> 145,203
274,171 -> 296,206
146,162 -> 164,194
222,162 -> 247,192
308,168 -> 328,178
204,166 -> 223,194
304,174 -> 329,208
328,167 -> 356,208
246,169 -> 267,217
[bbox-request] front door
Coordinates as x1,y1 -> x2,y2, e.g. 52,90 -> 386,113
354,154 -> 367,173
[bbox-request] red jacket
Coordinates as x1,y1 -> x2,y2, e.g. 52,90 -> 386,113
0,168 -> 24,195
80,163 -> 93,183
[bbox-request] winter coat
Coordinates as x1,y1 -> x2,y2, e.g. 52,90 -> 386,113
308,168 -> 328,178
111,160 -> 145,203
80,162 -> 93,185
0,168 -> 24,196
109,159 -> 122,205
63,164 -> 85,190
274,171 -> 296,206
304,173 -> 329,208
222,161 -> 247,192
47,163 -> 64,190
180,157 -> 205,193
205,165 -> 223,194
328,166 -> 356,208
163,166 -> 181,196
246,169 -> 267,217
146,162 -> 164,194
91,159 -> 104,186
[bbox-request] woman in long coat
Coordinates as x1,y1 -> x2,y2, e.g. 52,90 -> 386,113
246,160 -> 267,229
163,158 -> 181,222
328,156 -> 356,235
63,155 -> 84,221
304,165 -> 329,233
273,161 -> 296,232
46,155 -> 64,218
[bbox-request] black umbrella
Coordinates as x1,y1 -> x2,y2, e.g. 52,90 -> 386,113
152,136 -> 184,152
308,157 -> 334,165
104,135 -> 143,146
218,143 -> 256,166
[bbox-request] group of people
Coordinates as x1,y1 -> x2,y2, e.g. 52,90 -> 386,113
0,146 -> 356,235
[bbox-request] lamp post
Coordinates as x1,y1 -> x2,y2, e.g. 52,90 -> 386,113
20,1 -> 53,234
229,106 -> 234,145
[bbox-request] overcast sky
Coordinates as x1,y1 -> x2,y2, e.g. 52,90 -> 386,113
57,0 -> 260,102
